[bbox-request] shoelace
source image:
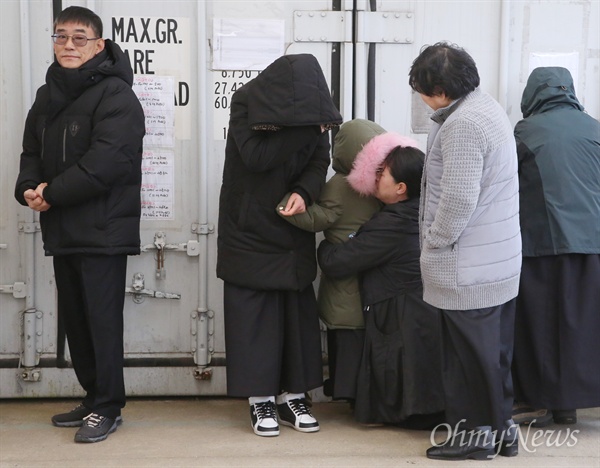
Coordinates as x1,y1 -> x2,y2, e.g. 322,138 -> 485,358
255,401 -> 277,420
288,398 -> 312,416
83,413 -> 105,428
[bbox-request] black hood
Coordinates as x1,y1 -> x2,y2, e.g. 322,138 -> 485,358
45,40 -> 134,119
246,53 -> 342,130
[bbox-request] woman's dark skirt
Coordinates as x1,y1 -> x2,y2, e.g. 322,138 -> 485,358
513,254 -> 600,409
354,292 -> 445,426
223,282 -> 323,397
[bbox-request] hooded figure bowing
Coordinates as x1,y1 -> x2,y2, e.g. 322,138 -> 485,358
217,54 -> 342,437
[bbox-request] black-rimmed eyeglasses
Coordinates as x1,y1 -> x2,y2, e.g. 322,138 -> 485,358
51,34 -> 100,47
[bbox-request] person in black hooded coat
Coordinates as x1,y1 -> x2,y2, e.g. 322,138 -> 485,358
217,53 -> 342,437
14,6 -> 144,443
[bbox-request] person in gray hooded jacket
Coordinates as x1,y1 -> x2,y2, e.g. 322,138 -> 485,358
511,67 -> 600,427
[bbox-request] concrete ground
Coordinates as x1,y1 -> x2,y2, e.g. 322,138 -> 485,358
0,398 -> 598,467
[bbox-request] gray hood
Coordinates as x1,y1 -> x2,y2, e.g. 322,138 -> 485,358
521,67 -> 584,118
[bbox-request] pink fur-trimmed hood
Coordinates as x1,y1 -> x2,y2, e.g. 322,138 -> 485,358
347,132 -> 420,196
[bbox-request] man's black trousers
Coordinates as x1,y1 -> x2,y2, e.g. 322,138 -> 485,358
53,254 -> 127,419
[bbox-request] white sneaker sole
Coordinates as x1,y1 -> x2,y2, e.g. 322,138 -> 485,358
280,419 -> 320,433
252,425 -> 280,437
53,414 -> 123,428
74,420 -> 119,443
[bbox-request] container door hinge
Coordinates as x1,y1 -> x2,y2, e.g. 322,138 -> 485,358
191,308 -> 214,379
20,368 -> 42,382
356,11 -> 415,44
293,10 -> 352,43
18,222 -> 41,234
293,10 -> 415,44
19,308 -> 44,380
191,223 -> 214,236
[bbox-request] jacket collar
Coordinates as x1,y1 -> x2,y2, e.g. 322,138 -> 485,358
431,88 -> 481,124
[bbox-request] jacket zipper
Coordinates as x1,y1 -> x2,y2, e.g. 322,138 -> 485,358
62,125 -> 67,162
40,127 -> 46,160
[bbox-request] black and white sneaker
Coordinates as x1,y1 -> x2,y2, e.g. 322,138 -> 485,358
52,404 -> 123,429
74,413 -> 120,443
277,397 -> 320,433
51,404 -> 92,427
250,401 -> 279,437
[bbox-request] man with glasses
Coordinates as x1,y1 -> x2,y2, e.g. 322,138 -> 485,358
15,6 -> 144,443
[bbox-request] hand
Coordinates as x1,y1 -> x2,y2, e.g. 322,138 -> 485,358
278,192 -> 306,216
23,183 -> 51,212
320,125 -> 328,133
34,182 -> 48,199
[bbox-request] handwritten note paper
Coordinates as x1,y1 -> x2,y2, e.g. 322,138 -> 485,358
133,76 -> 176,220
141,150 -> 175,220
134,76 -> 176,148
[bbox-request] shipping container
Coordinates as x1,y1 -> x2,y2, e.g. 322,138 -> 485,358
1,0 -> 598,398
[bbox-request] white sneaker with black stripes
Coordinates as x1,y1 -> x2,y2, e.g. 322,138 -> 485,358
250,400 -> 279,437
277,394 -> 319,433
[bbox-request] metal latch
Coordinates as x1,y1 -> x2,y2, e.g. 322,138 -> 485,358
0,282 -> 27,299
140,232 -> 201,279
125,272 -> 181,304
140,233 -> 201,257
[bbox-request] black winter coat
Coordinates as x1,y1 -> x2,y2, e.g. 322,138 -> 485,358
217,54 -> 342,290
318,197 -> 445,423
318,197 -> 423,304
15,40 -> 145,256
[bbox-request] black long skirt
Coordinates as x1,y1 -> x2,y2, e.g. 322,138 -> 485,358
223,282 -> 323,397
354,292 -> 445,425
326,328 -> 365,401
512,254 -> 600,409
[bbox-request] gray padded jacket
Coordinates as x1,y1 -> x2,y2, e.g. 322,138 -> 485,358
420,88 -> 522,310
